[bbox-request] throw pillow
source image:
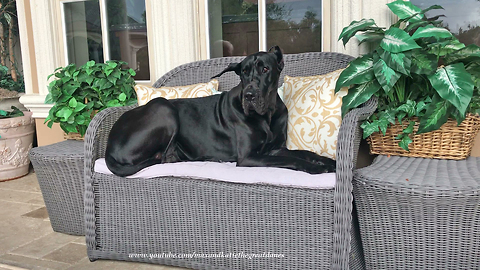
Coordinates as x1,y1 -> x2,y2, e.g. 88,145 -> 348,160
283,69 -> 348,160
135,79 -> 219,105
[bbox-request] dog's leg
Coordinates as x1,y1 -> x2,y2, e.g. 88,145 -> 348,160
237,154 -> 333,174
268,148 -> 336,172
105,97 -> 180,176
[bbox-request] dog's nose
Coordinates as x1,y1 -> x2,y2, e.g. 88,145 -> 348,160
245,92 -> 255,101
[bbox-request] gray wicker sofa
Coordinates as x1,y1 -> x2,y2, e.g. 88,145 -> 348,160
84,52 -> 377,270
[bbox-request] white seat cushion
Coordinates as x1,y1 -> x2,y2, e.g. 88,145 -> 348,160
94,158 -> 335,189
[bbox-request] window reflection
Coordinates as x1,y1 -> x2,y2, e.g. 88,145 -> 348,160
106,0 -> 150,80
411,0 -> 480,47
208,0 -> 259,58
64,0 -> 104,66
266,0 -> 322,54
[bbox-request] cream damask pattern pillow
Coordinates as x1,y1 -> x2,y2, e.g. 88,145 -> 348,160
135,79 -> 219,105
283,69 -> 348,160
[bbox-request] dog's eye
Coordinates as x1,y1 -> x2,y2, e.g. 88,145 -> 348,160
243,69 -> 248,74
262,67 -> 269,73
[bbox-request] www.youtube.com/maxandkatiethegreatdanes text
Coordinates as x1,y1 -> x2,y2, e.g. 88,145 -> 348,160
129,252 -> 285,260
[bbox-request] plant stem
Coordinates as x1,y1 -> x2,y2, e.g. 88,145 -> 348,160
8,15 -> 16,82
0,3 -> 4,67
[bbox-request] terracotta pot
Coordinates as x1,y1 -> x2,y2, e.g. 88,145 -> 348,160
0,111 -> 35,181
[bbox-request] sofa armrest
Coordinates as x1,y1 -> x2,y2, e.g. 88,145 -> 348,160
332,96 -> 378,269
84,105 -> 136,252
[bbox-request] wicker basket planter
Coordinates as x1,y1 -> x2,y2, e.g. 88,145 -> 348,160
63,132 -> 84,141
367,114 -> 480,160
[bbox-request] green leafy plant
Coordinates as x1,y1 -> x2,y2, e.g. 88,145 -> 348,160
336,0 -> 480,151
0,65 -> 24,92
45,60 -> 137,136
0,105 -> 23,119
0,0 -> 24,93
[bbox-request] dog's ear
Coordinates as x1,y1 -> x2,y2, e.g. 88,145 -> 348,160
269,46 -> 284,71
211,62 -> 241,79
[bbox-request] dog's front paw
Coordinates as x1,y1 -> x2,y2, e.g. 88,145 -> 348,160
310,160 -> 336,173
305,164 -> 335,174
323,164 -> 336,173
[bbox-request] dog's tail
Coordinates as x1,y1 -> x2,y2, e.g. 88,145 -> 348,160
105,155 -> 162,177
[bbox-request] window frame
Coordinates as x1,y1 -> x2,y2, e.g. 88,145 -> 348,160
59,0 -> 152,83
201,0 -> 331,59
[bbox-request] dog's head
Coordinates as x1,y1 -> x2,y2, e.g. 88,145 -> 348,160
212,46 -> 284,116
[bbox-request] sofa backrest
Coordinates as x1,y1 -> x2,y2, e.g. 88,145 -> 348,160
152,52 -> 354,91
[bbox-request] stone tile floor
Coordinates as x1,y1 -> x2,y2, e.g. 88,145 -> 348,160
0,172 -> 187,270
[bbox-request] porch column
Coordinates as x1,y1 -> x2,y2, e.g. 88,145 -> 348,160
330,0 -> 395,55
19,0 -> 62,118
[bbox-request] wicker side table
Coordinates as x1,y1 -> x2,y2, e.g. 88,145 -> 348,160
353,155 -> 480,270
29,140 -> 85,235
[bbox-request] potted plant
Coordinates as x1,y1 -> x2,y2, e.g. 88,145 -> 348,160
45,60 -> 137,138
0,0 -> 25,111
0,106 -> 35,181
335,0 -> 480,159
0,64 -> 26,111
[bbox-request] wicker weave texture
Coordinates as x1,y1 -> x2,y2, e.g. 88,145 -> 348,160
85,52 -> 378,269
93,174 -> 335,269
367,114 -> 480,160
353,155 -> 480,270
29,140 -> 85,235
153,52 -> 355,90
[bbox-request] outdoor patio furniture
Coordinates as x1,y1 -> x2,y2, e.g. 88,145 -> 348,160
353,155 -> 480,269
84,52 -> 378,269
29,140 -> 85,235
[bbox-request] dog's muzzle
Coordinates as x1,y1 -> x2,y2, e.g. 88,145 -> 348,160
243,87 -> 266,116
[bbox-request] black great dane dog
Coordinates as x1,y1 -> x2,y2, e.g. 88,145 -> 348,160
105,46 -> 336,177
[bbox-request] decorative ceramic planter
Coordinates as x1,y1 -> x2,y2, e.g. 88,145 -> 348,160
0,111 -> 35,181
0,95 -> 27,111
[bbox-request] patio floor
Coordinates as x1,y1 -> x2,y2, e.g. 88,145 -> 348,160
0,172 -> 187,270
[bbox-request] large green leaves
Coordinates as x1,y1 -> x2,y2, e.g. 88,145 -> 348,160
338,19 -> 379,46
355,31 -> 385,45
466,61 -> 480,89
379,49 -> 411,76
335,55 -> 374,92
373,56 -> 401,93
380,27 -> 421,53
421,5 -> 444,14
417,95 -> 451,134
428,39 -> 465,56
411,25 -> 453,40
444,44 -> 480,64
428,63 -> 474,115
410,50 -> 437,75
341,80 -> 381,115
387,0 -> 424,22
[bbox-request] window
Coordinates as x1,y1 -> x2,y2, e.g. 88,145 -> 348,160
410,0 -> 480,47
62,0 -> 150,80
63,1 -> 104,65
207,0 -> 324,58
266,0 -> 322,54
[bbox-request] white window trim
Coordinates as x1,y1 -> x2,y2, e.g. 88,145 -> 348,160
258,0 -> 267,52
202,0 -> 330,59
99,0 -> 111,61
